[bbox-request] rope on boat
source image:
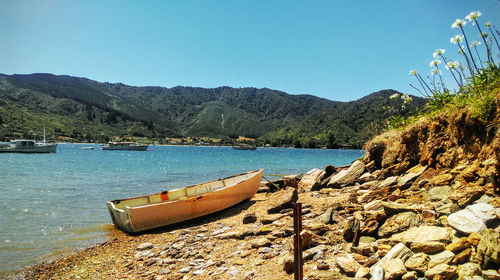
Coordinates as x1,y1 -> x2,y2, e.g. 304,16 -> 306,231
261,175 -> 280,191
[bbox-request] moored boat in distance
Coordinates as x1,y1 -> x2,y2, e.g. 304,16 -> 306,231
0,139 -> 57,153
102,142 -> 149,151
232,144 -> 257,150
107,169 -> 264,233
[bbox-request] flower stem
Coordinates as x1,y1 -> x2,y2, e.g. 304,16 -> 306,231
409,83 -> 428,98
440,55 -> 461,87
474,19 -> 494,64
459,26 -> 479,73
457,41 -> 475,76
488,25 -> 500,52
436,66 -> 446,89
417,74 -> 433,94
473,46 -> 484,69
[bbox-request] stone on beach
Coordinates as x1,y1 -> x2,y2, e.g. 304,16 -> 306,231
266,187 -> 298,214
335,255 -> 361,277
447,208 -> 487,234
370,243 -> 413,275
298,168 -> 325,192
136,242 -> 154,251
377,211 -> 422,238
404,252 -> 430,273
390,225 -> 453,245
327,160 -> 365,188
397,164 -> 427,188
428,250 -> 455,269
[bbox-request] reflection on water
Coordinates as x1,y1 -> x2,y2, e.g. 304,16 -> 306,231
0,144 -> 364,274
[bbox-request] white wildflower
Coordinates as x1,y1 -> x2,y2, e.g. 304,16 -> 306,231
465,11 -> 481,22
445,61 -> 460,70
470,41 -> 481,47
431,69 -> 442,75
409,69 -> 418,76
429,59 -> 442,67
402,94 -> 412,103
433,49 -> 446,58
452,19 -> 467,28
390,93 -> 400,100
450,35 -> 464,44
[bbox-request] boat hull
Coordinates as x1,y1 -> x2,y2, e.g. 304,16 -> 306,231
107,169 -> 263,233
102,145 -> 148,151
0,144 -> 57,153
232,145 -> 257,150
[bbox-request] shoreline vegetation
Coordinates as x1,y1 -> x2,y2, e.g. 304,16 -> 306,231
3,10 -> 500,280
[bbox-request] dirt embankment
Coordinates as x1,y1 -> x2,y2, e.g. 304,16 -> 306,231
6,99 -> 500,280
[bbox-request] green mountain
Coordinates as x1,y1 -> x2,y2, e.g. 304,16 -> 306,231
0,73 -> 426,147
263,90 -> 426,148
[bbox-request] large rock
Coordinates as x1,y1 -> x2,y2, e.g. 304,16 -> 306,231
428,186 -> 451,201
447,209 -> 487,234
278,254 -> 295,274
457,262 -> 481,278
390,226 -> 453,245
382,202 -> 417,215
364,200 -> 384,212
410,241 -> 446,254
370,243 -> 413,275
428,250 -> 455,269
466,203 -> 497,222
482,269 -> 500,280
445,237 -> 469,252
378,176 -> 398,188
378,212 -> 422,238
335,255 -> 361,277
397,165 -> 427,188
430,173 -> 453,186
328,160 -> 365,188
475,229 -> 500,268
298,168 -> 325,192
267,188 -> 298,214
382,259 -> 406,280
404,252 -> 430,273
307,270 -> 346,280
401,271 -> 418,280
434,199 -> 460,216
424,263 -> 457,280
319,207 -> 334,224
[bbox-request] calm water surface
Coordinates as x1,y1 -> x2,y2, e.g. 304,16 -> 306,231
0,144 -> 364,274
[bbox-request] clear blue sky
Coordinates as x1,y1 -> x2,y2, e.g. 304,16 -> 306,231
1,1 -> 499,101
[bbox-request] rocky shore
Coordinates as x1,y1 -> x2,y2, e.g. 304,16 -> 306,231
7,108 -> 500,280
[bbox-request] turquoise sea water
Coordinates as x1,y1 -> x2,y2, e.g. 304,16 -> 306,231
0,144 -> 364,274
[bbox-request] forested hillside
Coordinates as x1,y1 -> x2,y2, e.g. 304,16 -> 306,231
0,73 -> 426,148
264,90 -> 426,148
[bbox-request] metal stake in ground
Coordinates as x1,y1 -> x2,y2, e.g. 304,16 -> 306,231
293,202 -> 303,280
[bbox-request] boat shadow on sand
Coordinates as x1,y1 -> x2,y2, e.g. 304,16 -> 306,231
124,199 -> 257,236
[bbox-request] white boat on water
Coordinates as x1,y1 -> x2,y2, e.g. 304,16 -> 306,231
102,142 -> 149,151
0,139 -> 57,153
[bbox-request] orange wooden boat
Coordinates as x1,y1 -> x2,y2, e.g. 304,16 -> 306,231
107,169 -> 263,233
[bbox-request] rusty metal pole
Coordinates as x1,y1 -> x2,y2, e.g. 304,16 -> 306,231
293,203 -> 303,280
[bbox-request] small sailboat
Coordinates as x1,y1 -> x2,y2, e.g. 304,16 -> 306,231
107,169 -> 263,233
